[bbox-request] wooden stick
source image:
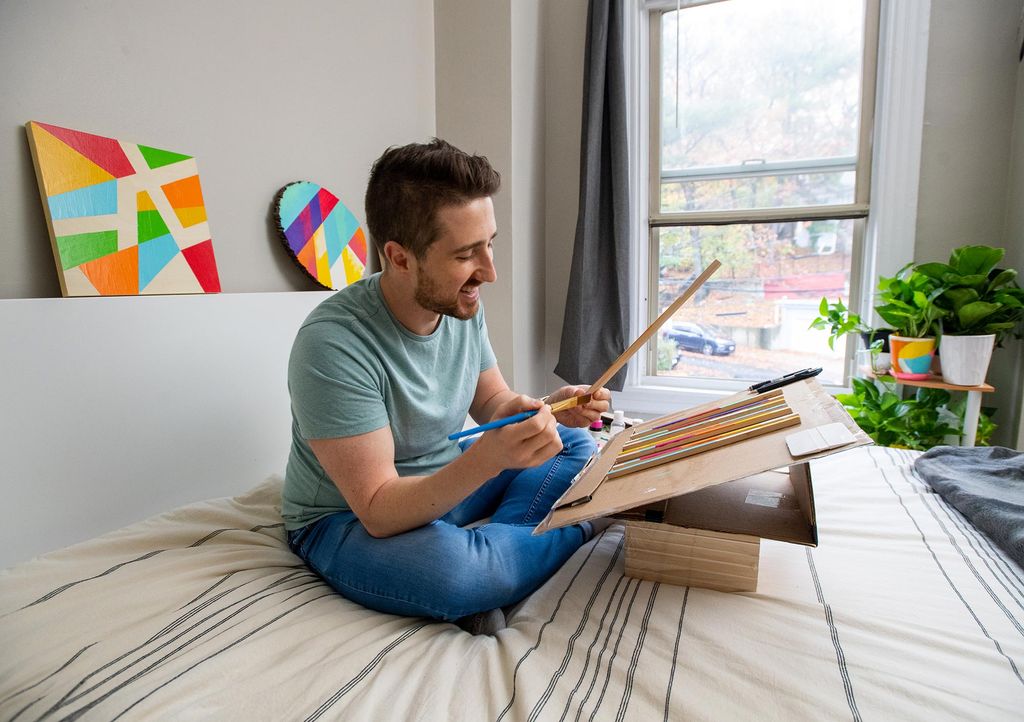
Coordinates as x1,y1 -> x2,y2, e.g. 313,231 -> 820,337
541,259 -> 720,416
626,390 -> 786,447
616,402 -> 793,462
585,260 -> 721,394
605,412 -> 801,480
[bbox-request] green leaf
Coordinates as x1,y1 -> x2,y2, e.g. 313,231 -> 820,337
950,245 -> 1003,275
957,301 -> 1001,328
942,287 -> 978,312
987,268 -> 1016,291
914,262 -> 950,280
952,274 -> 989,290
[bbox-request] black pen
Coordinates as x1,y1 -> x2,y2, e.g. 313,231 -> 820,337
749,367 -> 822,393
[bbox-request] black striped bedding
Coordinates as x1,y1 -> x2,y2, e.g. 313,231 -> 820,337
1,446 -> 1022,720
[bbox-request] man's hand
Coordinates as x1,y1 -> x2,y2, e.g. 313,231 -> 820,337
546,385 -> 611,428
472,394 -> 563,471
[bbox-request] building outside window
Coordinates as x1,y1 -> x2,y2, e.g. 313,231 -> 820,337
642,0 -> 879,391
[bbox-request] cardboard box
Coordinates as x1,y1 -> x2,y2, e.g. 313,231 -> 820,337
613,463 -> 816,592
535,379 -> 868,592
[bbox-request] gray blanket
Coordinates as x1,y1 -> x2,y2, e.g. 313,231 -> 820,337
914,446 -> 1024,567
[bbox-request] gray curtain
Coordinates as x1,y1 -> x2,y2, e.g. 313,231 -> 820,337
554,0 -> 631,390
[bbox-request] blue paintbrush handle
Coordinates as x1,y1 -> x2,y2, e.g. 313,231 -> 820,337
447,409 -> 539,441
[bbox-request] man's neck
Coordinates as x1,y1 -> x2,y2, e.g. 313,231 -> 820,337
379,270 -> 441,336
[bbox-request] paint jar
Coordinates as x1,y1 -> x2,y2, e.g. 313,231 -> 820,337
609,410 -> 626,438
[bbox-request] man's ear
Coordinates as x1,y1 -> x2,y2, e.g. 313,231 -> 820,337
382,240 -> 412,272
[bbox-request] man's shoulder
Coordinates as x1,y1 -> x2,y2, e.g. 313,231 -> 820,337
301,275 -> 383,330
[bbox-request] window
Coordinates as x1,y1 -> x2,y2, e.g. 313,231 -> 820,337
642,0 -> 879,390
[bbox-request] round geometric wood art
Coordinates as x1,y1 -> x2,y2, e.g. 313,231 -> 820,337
273,181 -> 368,290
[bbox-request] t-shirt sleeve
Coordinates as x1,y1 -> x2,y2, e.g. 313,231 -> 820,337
288,320 -> 390,440
477,304 -> 497,372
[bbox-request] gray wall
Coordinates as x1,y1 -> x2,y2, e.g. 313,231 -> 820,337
0,0 -> 436,298
916,0 -> 1024,446
434,0 -> 547,394
542,0 -> 589,395
1003,31 -> 1024,449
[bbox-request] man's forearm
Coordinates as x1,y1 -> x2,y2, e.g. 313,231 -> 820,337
359,443 -> 504,538
475,388 -> 522,424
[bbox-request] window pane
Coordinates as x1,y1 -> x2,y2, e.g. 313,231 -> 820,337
654,222 -> 853,386
661,169 -> 856,213
660,0 -> 864,213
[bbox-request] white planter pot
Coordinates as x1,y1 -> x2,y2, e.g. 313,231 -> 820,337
938,334 -> 995,386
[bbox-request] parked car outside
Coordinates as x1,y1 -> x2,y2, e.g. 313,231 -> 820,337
662,322 -> 736,357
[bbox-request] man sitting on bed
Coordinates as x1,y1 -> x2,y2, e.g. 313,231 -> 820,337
282,138 -> 611,635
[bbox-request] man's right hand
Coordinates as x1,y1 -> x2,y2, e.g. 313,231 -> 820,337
472,394 -> 564,472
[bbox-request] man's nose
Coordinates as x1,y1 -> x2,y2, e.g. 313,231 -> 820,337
477,251 -> 497,283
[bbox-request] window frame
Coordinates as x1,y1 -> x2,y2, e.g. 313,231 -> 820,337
615,0 -> 925,418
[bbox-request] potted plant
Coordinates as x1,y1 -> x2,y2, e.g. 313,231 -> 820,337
873,264 -> 945,380
914,245 -> 1024,386
835,378 -> 994,449
808,298 -> 893,374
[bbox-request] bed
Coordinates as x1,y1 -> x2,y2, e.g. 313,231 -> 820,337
2,445 -> 1022,721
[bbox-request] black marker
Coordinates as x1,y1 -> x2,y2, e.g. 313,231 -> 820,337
749,367 -> 822,393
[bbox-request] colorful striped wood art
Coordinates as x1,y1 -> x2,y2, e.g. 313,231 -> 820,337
273,181 -> 367,290
605,391 -> 800,480
25,121 -> 220,296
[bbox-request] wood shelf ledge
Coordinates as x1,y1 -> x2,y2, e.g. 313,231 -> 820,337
868,373 -> 994,393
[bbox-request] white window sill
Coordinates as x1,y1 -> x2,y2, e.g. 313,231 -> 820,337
613,377 -> 852,420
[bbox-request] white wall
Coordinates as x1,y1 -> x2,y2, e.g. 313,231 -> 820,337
0,291 -> 331,568
0,0 -> 436,299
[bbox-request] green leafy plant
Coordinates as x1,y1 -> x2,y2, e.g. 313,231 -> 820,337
946,398 -> 997,447
808,298 -> 870,350
874,264 -> 946,339
834,377 -> 986,450
809,297 -> 892,351
913,244 -> 1024,345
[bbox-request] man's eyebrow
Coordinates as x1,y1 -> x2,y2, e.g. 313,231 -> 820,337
452,233 -> 497,254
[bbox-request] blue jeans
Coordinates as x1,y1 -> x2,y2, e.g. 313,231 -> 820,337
287,425 -> 596,620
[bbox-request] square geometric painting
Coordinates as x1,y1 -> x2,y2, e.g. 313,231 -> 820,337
25,121 -> 221,296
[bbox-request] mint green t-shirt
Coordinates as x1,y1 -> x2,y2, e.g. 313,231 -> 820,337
281,273 -> 497,530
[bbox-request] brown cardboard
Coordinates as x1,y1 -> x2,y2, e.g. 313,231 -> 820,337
612,462 -> 817,546
534,378 -> 868,534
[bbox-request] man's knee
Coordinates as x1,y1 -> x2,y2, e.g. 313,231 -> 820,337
558,425 -> 596,462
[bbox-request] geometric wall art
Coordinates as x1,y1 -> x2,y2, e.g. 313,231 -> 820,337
272,181 -> 367,290
25,121 -> 221,296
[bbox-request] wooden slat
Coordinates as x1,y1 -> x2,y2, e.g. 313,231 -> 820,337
606,412 -> 801,479
616,400 -> 792,463
585,260 -> 721,394
623,523 -> 761,592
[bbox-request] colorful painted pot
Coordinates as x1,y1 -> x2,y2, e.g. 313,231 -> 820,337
889,335 -> 936,380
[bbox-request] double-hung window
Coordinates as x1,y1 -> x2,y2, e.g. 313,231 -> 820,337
638,0 -> 879,399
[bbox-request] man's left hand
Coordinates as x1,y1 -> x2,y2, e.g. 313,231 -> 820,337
546,385 -> 611,428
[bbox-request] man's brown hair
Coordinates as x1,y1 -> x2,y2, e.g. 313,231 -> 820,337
365,138 -> 501,261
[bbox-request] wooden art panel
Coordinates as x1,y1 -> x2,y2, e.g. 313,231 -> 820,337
25,121 -> 221,297
273,181 -> 367,290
